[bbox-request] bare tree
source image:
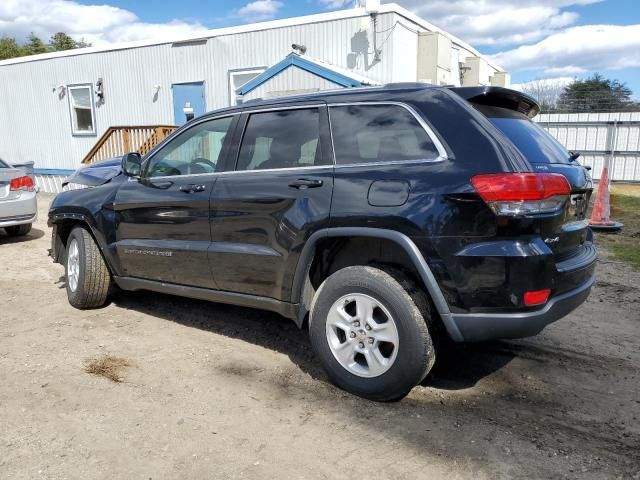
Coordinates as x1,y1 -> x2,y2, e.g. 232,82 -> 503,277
519,79 -> 572,112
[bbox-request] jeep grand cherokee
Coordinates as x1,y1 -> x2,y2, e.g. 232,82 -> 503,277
49,84 -> 596,401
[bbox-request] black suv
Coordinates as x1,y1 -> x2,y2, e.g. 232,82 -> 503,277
49,84 -> 596,401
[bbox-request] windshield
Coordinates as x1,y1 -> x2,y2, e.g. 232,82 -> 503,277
476,105 -> 571,164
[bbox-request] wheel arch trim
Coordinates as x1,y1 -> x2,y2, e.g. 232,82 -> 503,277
49,212 -> 118,274
292,227 -> 463,342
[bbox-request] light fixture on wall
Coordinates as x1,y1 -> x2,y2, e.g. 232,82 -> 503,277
54,84 -> 66,99
291,43 -> 307,55
152,84 -> 161,103
95,78 -> 104,101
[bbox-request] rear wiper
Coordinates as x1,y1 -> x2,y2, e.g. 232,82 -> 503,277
569,151 -> 592,170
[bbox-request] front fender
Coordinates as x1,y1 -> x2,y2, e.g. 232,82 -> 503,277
48,183 -> 121,275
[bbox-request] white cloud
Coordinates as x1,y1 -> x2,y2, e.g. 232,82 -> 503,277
0,0 -> 209,46
100,21 -> 209,45
317,0 -> 604,48
318,0 -> 353,8
491,24 -> 640,75
235,0 -> 283,22
389,0 -> 602,47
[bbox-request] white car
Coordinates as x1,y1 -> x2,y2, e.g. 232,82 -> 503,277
0,158 -> 37,237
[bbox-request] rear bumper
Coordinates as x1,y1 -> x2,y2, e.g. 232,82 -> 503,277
450,275 -> 595,342
0,192 -> 37,227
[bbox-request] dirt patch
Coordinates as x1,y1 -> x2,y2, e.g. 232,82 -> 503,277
84,355 -> 131,383
0,194 -> 639,480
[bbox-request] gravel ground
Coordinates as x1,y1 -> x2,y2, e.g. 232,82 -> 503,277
1,194 -> 639,479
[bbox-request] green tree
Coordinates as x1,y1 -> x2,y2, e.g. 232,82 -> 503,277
48,32 -> 91,51
556,73 -> 636,112
0,36 -> 23,60
49,32 -> 77,51
23,33 -> 49,55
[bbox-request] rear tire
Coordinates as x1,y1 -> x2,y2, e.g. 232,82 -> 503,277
309,266 -> 436,402
65,226 -> 111,309
5,223 -> 31,236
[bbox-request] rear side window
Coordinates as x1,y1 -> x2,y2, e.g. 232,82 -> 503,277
477,105 -> 571,164
329,104 -> 440,165
236,108 -> 327,171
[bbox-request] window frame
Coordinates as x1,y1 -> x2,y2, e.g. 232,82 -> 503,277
328,101 -> 448,168
141,114 -> 239,179
67,83 -> 97,136
231,104 -> 334,173
228,67 -> 267,106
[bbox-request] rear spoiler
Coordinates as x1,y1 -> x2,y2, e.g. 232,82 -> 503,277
449,86 -> 540,119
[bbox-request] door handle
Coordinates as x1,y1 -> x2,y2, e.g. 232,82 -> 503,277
148,180 -> 173,190
179,184 -> 206,193
288,178 -> 323,189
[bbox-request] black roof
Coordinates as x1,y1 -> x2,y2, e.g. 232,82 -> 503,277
195,83 -> 541,121
207,83 -> 439,116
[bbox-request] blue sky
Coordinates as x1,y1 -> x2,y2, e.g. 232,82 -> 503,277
2,0 -> 639,96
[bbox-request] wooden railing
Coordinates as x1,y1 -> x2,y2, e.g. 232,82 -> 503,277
81,125 -> 177,164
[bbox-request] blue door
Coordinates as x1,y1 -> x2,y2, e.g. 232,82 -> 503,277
172,82 -> 206,125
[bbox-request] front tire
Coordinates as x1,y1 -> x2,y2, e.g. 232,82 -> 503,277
309,266 -> 436,402
65,226 -> 111,309
5,223 -> 31,236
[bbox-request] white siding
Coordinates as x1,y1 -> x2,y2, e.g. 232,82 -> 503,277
390,16 -> 419,82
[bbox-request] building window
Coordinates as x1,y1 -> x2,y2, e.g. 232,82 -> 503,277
228,68 -> 265,106
67,84 -> 96,135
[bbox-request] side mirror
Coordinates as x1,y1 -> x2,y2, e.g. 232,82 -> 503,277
122,152 -> 142,177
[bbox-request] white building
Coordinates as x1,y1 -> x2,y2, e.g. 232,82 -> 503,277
0,2 -> 507,190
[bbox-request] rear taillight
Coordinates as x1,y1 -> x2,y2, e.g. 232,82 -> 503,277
524,289 -> 551,306
471,173 -> 570,216
10,176 -> 35,192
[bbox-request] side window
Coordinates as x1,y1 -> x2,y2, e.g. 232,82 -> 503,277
236,108 -> 326,171
146,116 -> 233,178
68,85 -> 96,135
329,104 -> 440,165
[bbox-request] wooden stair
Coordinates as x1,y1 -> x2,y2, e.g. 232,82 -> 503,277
81,125 -> 177,164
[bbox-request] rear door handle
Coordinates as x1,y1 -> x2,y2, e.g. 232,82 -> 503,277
179,184 -> 206,193
288,178 -> 323,189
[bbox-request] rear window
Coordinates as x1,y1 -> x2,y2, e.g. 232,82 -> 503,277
477,105 -> 571,164
329,104 -> 440,165
0,159 -> 9,168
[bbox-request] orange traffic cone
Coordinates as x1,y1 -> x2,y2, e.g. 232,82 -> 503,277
589,165 -> 623,232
